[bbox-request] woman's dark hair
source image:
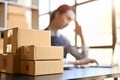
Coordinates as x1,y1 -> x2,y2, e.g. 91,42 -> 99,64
50,4 -> 75,23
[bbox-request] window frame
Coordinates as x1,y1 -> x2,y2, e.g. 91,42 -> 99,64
39,0 -> 117,51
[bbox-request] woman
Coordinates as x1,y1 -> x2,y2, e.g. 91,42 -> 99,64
45,4 -> 98,65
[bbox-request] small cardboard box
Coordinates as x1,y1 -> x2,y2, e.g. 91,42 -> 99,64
20,45 -> 63,60
7,5 -> 28,29
20,60 -> 63,75
7,14 -> 28,29
0,54 -> 20,74
8,5 -> 26,15
3,27 -> 51,54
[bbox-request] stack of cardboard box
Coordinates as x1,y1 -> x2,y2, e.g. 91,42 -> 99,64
20,45 -> 63,75
0,27 -> 63,75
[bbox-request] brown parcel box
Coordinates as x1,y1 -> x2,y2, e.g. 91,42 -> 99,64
7,5 -> 29,29
0,54 -> 19,74
20,60 -> 63,75
20,45 -> 63,60
3,27 -> 51,54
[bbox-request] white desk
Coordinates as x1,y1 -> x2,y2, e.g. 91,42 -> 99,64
0,67 -> 120,80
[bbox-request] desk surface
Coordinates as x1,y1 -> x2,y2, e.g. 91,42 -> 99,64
1,67 -> 120,80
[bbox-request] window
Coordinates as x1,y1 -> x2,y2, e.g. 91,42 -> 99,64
39,0 -> 117,64
50,0 -> 75,11
76,0 -> 113,64
114,0 -> 120,65
39,0 -> 49,15
115,0 -> 120,42
76,0 -> 92,3
76,0 -> 112,47
39,14 -> 50,30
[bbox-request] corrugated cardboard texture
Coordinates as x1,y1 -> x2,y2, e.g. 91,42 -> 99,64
20,60 -> 63,75
0,39 -> 3,53
0,54 -> 20,74
3,27 -> 51,54
20,45 -> 63,60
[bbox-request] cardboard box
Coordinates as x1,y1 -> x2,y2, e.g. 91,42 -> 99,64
20,60 -> 63,75
3,27 -> 51,54
32,9 -> 39,29
7,5 -> 29,29
7,14 -> 28,29
0,54 -> 20,74
0,39 -> 3,53
20,45 -> 63,60
8,5 -> 26,15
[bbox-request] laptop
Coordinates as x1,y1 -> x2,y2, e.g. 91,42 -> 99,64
90,42 -> 120,68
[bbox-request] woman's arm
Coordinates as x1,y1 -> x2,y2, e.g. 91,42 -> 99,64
74,21 -> 85,46
74,21 -> 89,58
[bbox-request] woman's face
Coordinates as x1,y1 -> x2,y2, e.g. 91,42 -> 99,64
56,10 -> 75,29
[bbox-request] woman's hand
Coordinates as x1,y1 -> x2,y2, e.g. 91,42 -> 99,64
68,58 -> 99,65
74,21 -> 82,35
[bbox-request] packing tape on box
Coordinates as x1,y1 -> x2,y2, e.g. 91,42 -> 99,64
6,44 -> 12,53
7,29 -> 13,38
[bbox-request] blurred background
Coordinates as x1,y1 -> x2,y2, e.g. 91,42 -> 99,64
0,0 -> 120,79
